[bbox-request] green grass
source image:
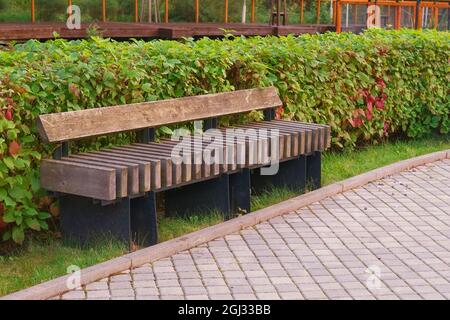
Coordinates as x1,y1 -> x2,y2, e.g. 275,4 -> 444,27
0,135 -> 449,296
0,237 -> 126,296
322,135 -> 450,186
158,213 -> 224,243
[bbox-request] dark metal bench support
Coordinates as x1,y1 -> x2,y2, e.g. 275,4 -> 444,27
251,156 -> 307,194
165,174 -> 230,217
138,128 -> 155,143
306,151 -> 322,190
130,192 -> 158,247
204,117 -> 218,131
228,169 -> 251,219
59,195 -> 131,246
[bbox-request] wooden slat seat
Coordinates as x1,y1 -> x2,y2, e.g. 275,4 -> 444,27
40,119 -> 329,200
37,86 -> 330,247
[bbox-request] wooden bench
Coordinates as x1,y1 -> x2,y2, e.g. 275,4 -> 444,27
37,87 -> 330,247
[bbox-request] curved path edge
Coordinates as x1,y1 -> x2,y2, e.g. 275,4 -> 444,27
3,149 -> 449,300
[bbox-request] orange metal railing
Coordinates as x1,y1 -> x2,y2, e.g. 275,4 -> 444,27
25,0 -> 449,30
27,0 -> 324,25
335,0 -> 450,32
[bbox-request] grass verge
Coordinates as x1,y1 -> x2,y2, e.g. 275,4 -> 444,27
0,135 -> 449,296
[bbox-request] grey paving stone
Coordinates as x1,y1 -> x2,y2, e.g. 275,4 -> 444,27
159,287 -> 183,295
110,289 -> 135,297
85,282 -> 109,291
185,295 -> 210,300
278,291 -> 304,300
207,286 -> 231,295
86,290 -> 110,299
110,274 -> 132,282
135,287 -> 159,296
135,295 -> 160,300
233,294 -> 257,300
110,281 -> 132,290
256,292 -> 281,300
61,290 -> 85,300
133,280 -> 158,288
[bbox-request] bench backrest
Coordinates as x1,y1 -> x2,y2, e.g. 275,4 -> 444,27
37,87 -> 282,144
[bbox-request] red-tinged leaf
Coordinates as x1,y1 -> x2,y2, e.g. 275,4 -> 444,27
376,78 -> 386,89
365,109 -> 373,121
275,107 -> 284,120
0,218 -> 7,230
367,95 -> 376,104
49,203 -> 60,218
5,97 -> 14,106
5,109 -> 13,121
8,140 -> 21,156
375,99 -> 385,110
378,48 -> 389,56
68,83 -> 80,98
360,89 -> 369,98
350,115 -> 363,128
0,203 -> 7,230
384,121 -> 390,136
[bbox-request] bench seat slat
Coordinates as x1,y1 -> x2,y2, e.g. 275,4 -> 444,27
143,141 -> 203,180
40,160 -> 116,201
90,149 -> 167,189
65,156 -> 139,196
110,146 -> 178,187
125,144 -> 188,184
79,151 -> 159,190
240,122 -> 299,158
272,121 -> 329,152
69,154 -> 151,193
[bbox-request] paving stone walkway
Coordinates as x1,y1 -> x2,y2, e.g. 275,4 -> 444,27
55,159 -> 450,300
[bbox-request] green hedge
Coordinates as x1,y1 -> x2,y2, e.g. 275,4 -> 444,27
0,29 -> 449,244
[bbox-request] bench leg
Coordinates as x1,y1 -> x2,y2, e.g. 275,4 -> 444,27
306,151 -> 322,190
229,169 -> 251,219
165,175 -> 230,217
251,156 -> 307,194
130,192 -> 157,247
59,195 -> 131,246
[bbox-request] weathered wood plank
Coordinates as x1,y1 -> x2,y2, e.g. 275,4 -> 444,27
231,124 -> 272,165
243,122 -> 296,158
218,128 -> 259,168
40,160 -> 116,201
273,120 -> 329,152
77,151 -> 156,191
244,121 -> 299,158
37,87 -> 282,143
149,140 -> 203,180
65,156 -> 139,196
94,148 -> 171,189
88,150 -> 163,189
271,121 -> 314,154
111,146 -> 181,186
70,154 -> 151,193
159,138 -> 214,178
130,144 -> 188,184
